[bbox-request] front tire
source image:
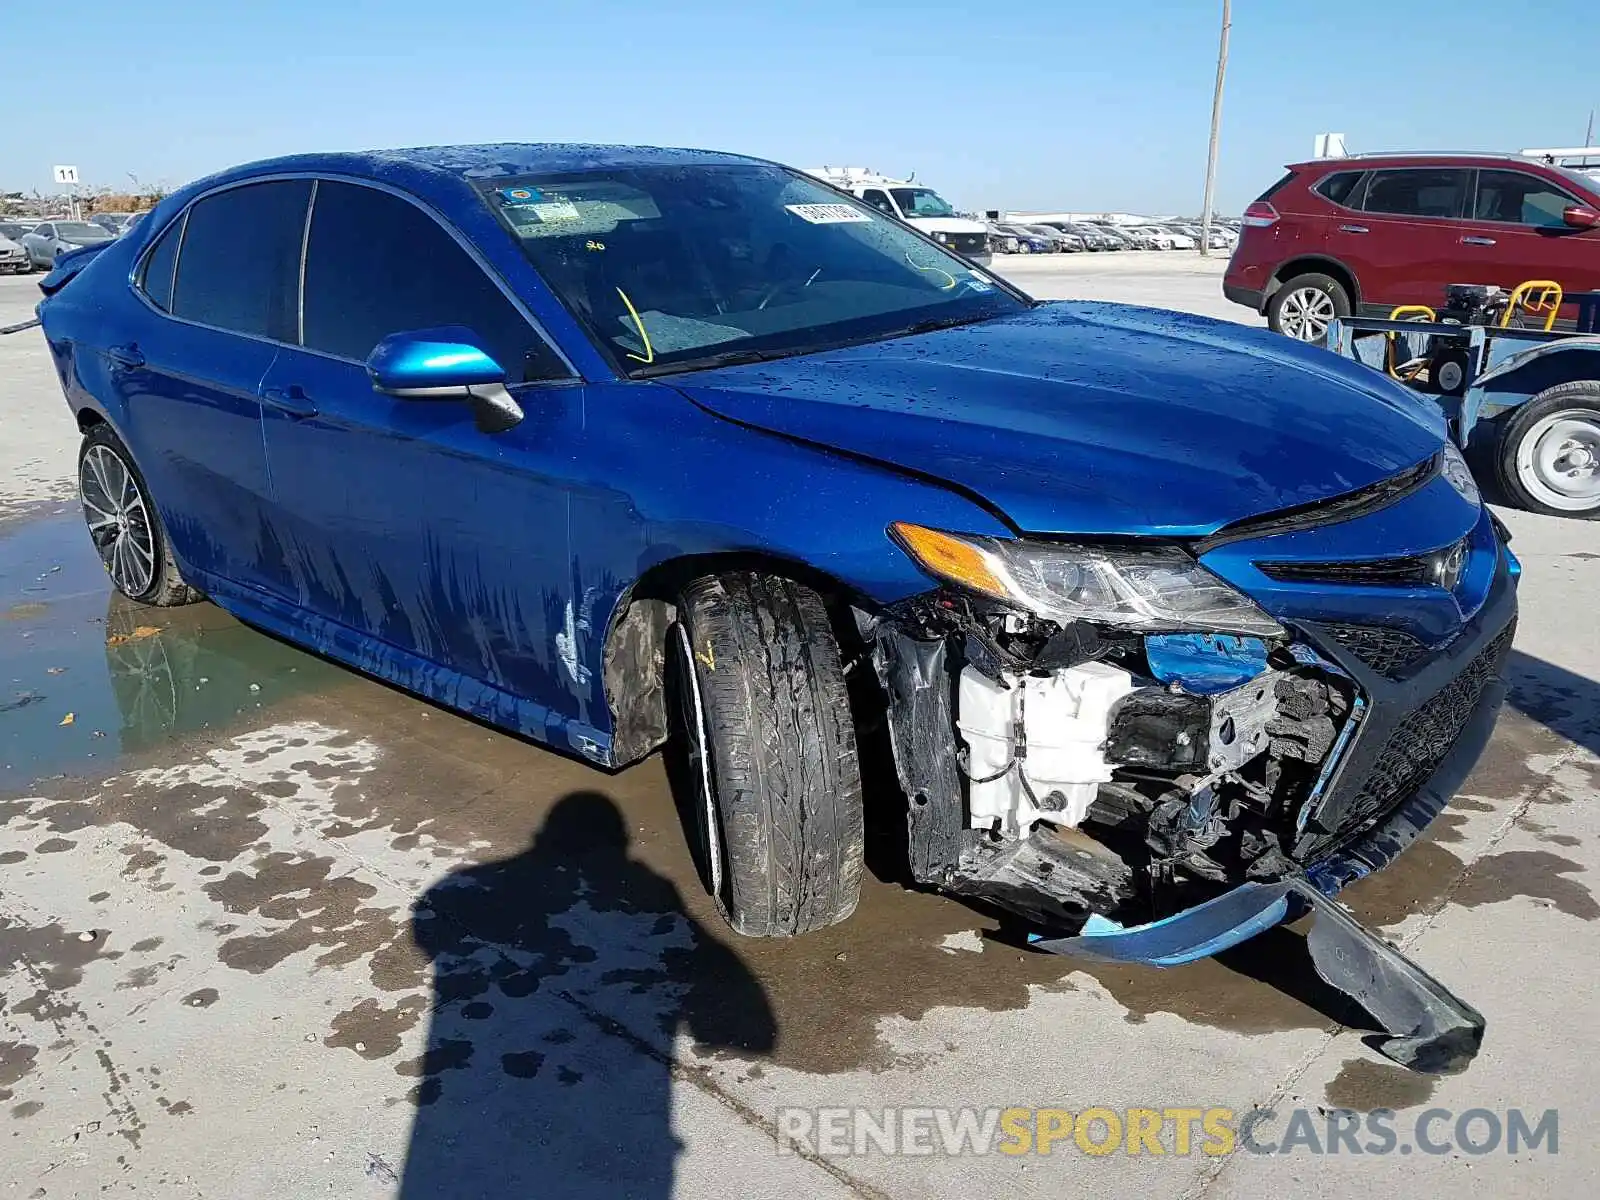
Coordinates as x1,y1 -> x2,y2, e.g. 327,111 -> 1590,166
1495,382 -> 1600,518
1267,272 -> 1351,345
670,573 -> 864,937
79,424 -> 201,605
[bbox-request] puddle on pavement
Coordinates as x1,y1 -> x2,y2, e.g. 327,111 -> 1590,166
1,512 -> 348,789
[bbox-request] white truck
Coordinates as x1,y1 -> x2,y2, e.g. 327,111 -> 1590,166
803,167 -> 992,265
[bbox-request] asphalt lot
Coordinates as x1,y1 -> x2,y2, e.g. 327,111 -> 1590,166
2,257 -> 1598,1198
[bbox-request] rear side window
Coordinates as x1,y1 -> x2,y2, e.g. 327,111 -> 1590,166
1313,171 -> 1364,206
137,217 -> 182,312
300,180 -> 567,382
1361,169 -> 1467,218
1473,169 -> 1581,227
171,180 -> 312,341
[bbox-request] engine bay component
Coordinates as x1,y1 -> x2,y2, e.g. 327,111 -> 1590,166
957,660 -> 1136,835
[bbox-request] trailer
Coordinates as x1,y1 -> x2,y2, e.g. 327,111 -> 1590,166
1328,282 -> 1600,518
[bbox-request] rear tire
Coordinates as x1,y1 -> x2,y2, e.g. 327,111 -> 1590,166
670,572 -> 864,937
1267,272 -> 1352,345
78,424 -> 202,606
1494,382 -> 1600,518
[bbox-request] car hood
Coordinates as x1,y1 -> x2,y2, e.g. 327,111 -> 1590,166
672,302 -> 1446,536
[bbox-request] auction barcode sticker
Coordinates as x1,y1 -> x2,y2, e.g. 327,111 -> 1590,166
785,203 -> 871,224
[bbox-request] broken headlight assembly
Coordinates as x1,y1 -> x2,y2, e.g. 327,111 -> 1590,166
888,523 -> 1284,638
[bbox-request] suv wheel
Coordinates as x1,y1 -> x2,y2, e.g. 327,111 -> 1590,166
1268,273 -> 1351,345
1495,382 -> 1600,518
669,572 -> 864,937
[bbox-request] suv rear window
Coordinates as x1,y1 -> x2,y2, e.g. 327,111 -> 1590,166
1361,169 -> 1467,218
1313,171 -> 1364,206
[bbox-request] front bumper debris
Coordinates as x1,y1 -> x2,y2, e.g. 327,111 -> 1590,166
871,529 -> 1517,1075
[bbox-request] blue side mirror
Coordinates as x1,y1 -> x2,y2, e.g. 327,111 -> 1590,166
366,328 -> 524,433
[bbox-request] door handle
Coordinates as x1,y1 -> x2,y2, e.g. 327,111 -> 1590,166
1461,236 -> 1497,246
106,343 -> 144,369
260,385 -> 318,420
1338,224 -> 1369,234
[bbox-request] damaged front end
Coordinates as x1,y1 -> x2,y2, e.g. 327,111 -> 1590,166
871,523 -> 1515,1075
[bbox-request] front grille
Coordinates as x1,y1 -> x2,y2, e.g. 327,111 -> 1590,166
1322,623 -> 1431,675
940,232 -> 989,257
1259,554 -> 1433,586
1344,622 -> 1514,826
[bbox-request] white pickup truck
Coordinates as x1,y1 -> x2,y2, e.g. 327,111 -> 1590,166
803,167 -> 992,265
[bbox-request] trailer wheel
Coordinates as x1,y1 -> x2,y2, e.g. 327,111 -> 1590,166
1496,381 -> 1600,518
669,572 -> 864,937
1267,273 -> 1351,345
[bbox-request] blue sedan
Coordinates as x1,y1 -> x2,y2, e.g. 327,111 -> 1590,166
36,144 -> 1516,1068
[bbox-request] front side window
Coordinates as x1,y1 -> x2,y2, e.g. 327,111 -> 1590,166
890,187 -> 957,219
300,180 -> 567,382
1473,169 -> 1581,227
170,180 -> 311,340
1361,169 -> 1467,218
37,225 -> 55,239
138,216 -> 182,312
859,188 -> 896,215
479,163 -> 1023,377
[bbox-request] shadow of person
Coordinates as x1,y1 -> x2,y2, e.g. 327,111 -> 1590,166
398,790 -> 776,1199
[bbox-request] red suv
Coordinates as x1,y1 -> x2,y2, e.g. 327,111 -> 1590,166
1225,153 -> 1600,342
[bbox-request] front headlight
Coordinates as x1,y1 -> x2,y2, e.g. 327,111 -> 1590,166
890,523 -> 1284,637
1440,442 -> 1480,506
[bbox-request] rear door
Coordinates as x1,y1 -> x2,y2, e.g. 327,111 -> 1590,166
1456,167 -> 1600,307
255,178 -> 584,722
121,179 -> 311,592
1348,167 -> 1471,309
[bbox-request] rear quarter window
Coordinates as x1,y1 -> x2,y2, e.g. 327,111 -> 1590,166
136,217 -> 182,312
1312,171 -> 1364,206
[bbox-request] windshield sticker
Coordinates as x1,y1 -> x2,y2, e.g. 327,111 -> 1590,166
962,277 -> 994,292
784,203 -> 871,225
499,186 -> 542,203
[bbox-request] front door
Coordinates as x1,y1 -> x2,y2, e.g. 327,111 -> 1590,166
1455,167 -> 1600,317
255,178 -> 588,741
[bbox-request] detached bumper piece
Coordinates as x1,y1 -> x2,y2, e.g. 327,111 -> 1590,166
1031,878 -> 1484,1074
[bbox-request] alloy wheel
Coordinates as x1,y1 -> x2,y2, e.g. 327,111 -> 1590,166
1279,286 -> 1337,342
80,444 -> 157,597
672,623 -> 724,896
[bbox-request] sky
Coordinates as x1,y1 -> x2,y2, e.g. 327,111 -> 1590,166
2,0 -> 1596,215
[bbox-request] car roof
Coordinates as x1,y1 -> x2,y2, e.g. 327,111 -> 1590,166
206,143 -> 766,189
1287,152 -> 1567,171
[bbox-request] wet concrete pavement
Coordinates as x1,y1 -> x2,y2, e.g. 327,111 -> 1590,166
3,264 -> 1599,1197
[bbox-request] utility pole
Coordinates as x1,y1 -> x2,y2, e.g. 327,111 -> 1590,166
1199,0 -> 1232,257
1587,108 -> 1595,148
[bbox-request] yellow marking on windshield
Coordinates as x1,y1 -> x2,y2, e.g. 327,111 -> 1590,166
616,286 -> 655,363
905,253 -> 958,290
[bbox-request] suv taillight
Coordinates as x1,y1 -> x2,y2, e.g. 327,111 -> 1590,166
1241,201 -> 1279,228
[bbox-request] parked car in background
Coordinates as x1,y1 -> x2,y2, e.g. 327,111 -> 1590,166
1225,152 -> 1600,343
1054,222 -> 1119,251
0,230 -> 29,273
1021,223 -> 1084,252
0,220 -> 37,243
91,212 -> 145,235
1133,225 -> 1190,250
805,166 -> 992,264
1096,224 -> 1149,250
33,146 -> 1517,1057
20,220 -> 116,269
993,223 -> 1058,253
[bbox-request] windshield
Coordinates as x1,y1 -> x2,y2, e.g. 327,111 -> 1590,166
56,222 -> 111,241
481,164 -> 1022,377
888,187 -> 957,219
0,223 -> 27,239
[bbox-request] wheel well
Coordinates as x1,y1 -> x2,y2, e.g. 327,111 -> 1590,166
1268,257 -> 1359,306
601,550 -> 874,768
76,408 -> 105,433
